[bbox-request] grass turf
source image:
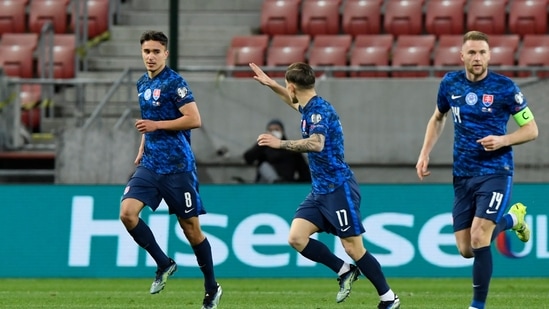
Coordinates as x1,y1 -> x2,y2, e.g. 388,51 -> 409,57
0,277 -> 547,308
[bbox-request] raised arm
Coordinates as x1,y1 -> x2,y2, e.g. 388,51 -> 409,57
257,132 -> 325,153
249,62 -> 300,111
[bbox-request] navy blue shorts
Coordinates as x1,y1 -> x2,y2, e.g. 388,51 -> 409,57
295,176 -> 365,237
452,174 -> 513,232
122,166 -> 206,219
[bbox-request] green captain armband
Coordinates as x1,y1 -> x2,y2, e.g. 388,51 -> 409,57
513,107 -> 534,126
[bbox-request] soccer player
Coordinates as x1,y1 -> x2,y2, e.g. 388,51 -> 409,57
249,62 -> 400,309
416,30 -> 538,309
119,31 -> 222,309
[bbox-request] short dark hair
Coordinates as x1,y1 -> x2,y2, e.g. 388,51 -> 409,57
140,30 -> 168,49
285,62 -> 315,90
463,31 -> 489,45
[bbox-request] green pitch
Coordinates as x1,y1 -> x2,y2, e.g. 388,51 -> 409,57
0,278 -> 547,308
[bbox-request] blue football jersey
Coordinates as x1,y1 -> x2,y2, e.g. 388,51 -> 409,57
437,70 -> 529,177
136,67 -> 196,174
299,96 -> 353,194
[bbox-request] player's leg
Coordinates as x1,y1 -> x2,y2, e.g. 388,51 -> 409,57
468,175 -> 511,309
453,176 -> 475,258
120,167 -> 175,294
163,170 -> 221,309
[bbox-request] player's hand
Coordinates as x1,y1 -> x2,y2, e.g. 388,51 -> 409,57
416,155 -> 431,180
135,119 -> 158,133
477,135 -> 507,151
134,152 -> 143,165
257,133 -> 281,149
249,63 -> 275,86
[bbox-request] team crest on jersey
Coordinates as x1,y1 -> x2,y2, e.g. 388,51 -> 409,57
144,89 -> 152,100
482,94 -> 494,107
177,87 -> 188,98
153,89 -> 161,101
311,114 -> 322,124
515,92 -> 524,104
465,92 -> 477,105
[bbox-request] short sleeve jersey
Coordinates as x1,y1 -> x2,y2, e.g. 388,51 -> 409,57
136,66 -> 196,174
437,70 -> 529,177
299,96 -> 353,194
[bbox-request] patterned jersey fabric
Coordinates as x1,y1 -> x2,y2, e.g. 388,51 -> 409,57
136,66 -> 196,174
299,96 -> 353,194
437,70 -> 529,177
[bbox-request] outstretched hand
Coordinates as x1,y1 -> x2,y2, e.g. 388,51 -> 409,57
249,63 -> 275,87
257,133 -> 281,149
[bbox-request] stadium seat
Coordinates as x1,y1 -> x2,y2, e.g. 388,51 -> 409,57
29,0 -> 69,34
349,46 -> 390,77
488,46 -> 516,77
301,0 -> 341,36
308,46 -> 348,77
271,34 -> 311,50
0,33 -> 39,51
508,0 -> 548,36
517,46 -> 549,77
0,0 -> 26,36
342,0 -> 382,36
20,84 -> 42,130
226,47 -> 266,77
425,0 -> 466,36
489,35 -> 520,53
522,34 -> 549,48
260,0 -> 300,35
266,46 -> 308,77
354,34 -> 394,49
0,45 -> 35,78
312,34 -> 352,51
391,46 -> 432,77
383,0 -> 424,36
38,34 -> 76,79
433,35 -> 463,77
395,35 -> 436,52
466,0 -> 506,35
71,0 -> 110,39
226,35 -> 269,77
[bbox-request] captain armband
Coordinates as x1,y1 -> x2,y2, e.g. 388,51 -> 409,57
513,107 -> 534,126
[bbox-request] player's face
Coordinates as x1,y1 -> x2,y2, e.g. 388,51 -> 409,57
461,40 -> 490,81
141,40 -> 168,77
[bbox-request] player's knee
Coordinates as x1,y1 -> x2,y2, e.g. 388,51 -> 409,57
457,246 -> 474,258
287,234 -> 306,251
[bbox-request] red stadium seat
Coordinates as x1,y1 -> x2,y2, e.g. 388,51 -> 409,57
266,46 -> 308,77
508,0 -> 548,36
226,35 -> 269,77
396,35 -> 436,52
522,34 -> 549,48
301,0 -> 341,36
308,46 -> 348,77
38,34 -> 76,78
489,35 -> 520,53
517,46 -> 549,77
354,34 -> 394,49
489,46 -> 516,77
466,0 -> 506,35
425,0 -> 466,36
0,45 -> 35,78
0,33 -> 39,50
271,34 -> 311,50
0,0 -> 26,36
342,0 -> 382,36
72,0 -> 110,39
433,35 -> 463,77
349,46 -> 390,77
383,0 -> 424,36
312,34 -> 352,51
260,0 -> 300,35
391,46 -> 432,77
29,0 -> 69,34
226,47 -> 266,77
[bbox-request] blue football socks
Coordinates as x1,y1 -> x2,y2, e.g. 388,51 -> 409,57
299,238 -> 344,273
128,218 -> 171,268
471,246 -> 492,309
356,251 -> 391,296
193,238 -> 218,293
491,214 -> 514,241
